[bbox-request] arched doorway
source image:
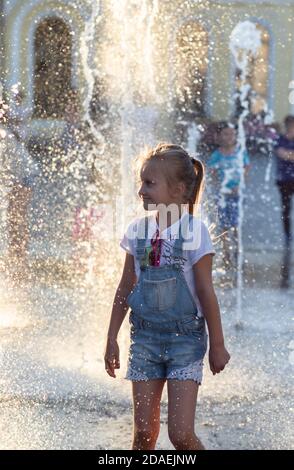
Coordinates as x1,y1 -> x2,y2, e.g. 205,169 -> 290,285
33,17 -> 73,118
174,22 -> 209,118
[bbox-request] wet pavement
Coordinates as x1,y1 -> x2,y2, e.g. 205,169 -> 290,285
0,272 -> 292,450
0,150 -> 293,450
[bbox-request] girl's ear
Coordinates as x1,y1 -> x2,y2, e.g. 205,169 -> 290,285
171,181 -> 186,203
175,181 -> 186,196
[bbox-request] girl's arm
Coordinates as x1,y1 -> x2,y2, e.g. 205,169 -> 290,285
276,147 -> 294,161
104,253 -> 136,378
193,254 -> 230,374
107,252 -> 137,340
244,163 -> 251,177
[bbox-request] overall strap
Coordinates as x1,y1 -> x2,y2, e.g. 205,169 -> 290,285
172,212 -> 192,258
135,216 -> 150,263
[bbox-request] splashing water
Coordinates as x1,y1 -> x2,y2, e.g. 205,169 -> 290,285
107,0 -> 160,220
187,122 -> 202,157
0,1 -> 293,451
229,21 -> 262,325
80,1 -> 105,151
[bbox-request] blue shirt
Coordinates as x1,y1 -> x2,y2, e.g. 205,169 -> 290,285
274,135 -> 294,183
207,147 -> 250,192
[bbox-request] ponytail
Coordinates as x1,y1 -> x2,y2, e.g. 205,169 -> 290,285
189,158 -> 204,215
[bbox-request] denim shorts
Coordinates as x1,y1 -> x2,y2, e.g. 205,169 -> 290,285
125,314 -> 208,383
218,195 -> 239,229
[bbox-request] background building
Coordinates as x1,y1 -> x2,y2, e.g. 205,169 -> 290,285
0,1 -> 294,137
0,0 -> 293,267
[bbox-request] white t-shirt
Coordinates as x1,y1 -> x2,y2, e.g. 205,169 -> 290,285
0,126 -> 40,188
120,211 -> 215,317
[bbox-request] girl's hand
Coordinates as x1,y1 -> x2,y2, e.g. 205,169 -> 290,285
104,338 -> 120,378
209,344 -> 230,375
231,186 -> 239,195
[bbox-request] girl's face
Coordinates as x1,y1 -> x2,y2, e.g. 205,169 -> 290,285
138,160 -> 183,210
219,127 -> 236,147
286,123 -> 294,139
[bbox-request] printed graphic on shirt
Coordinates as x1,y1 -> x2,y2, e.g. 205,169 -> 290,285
141,238 -> 187,271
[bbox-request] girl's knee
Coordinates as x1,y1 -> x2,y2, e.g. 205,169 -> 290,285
168,429 -> 204,450
168,429 -> 191,446
134,422 -> 160,439
133,428 -> 159,448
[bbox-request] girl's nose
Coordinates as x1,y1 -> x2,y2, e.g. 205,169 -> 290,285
138,185 -> 145,198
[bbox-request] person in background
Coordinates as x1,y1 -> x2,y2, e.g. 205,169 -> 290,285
275,115 -> 294,289
207,122 -> 250,283
0,90 -> 40,281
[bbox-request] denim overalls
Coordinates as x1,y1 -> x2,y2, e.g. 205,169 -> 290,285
125,214 -> 207,383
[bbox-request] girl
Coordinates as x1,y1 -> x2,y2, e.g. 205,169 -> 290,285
207,122 -> 250,278
104,143 -> 230,450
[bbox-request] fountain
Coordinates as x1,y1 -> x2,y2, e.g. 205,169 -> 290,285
229,21 -> 262,326
0,1 -> 292,451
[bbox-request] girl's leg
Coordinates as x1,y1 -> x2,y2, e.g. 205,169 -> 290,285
279,183 -> 292,244
132,379 -> 166,450
221,230 -> 231,269
231,226 -> 239,282
167,379 -> 205,450
278,183 -> 293,287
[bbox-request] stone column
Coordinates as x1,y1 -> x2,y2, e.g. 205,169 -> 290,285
0,0 -> 5,89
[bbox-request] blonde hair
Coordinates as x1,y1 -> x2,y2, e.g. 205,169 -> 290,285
136,142 -> 204,215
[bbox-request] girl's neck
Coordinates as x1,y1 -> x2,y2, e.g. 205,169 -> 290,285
285,132 -> 294,141
219,144 -> 236,155
155,205 -> 186,231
